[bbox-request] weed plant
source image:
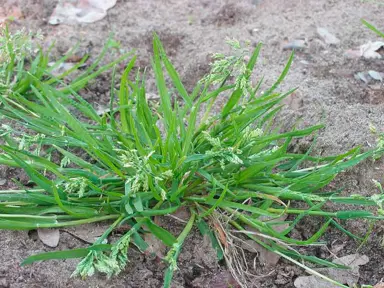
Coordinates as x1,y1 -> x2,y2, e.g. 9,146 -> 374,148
0,25 -> 128,99
0,28 -> 383,288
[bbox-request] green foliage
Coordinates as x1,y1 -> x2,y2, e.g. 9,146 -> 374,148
362,19 -> 384,38
0,30 -> 383,288
0,25 -> 129,100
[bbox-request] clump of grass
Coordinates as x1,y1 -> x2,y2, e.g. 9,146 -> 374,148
0,25 -> 130,99
0,33 -> 383,288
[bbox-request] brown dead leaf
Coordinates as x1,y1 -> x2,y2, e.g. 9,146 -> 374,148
346,41 -> 384,59
374,283 -> 384,288
241,215 -> 289,266
212,219 -> 228,249
294,254 -> 369,288
360,41 -> 384,59
332,253 -> 369,267
242,239 -> 281,266
49,0 -> 117,25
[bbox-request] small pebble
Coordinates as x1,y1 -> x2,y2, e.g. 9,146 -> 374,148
316,27 -> 340,45
283,39 -> 307,51
368,70 -> 383,82
355,72 -> 368,84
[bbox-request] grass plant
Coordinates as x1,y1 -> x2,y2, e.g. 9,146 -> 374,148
0,28 -> 383,288
0,25 -> 128,99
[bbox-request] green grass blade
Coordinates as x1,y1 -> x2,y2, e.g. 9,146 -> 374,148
143,218 -> 177,247
21,244 -> 112,265
362,19 -> 384,38
264,51 -> 294,96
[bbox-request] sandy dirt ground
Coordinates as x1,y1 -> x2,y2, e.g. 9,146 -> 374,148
0,0 -> 384,287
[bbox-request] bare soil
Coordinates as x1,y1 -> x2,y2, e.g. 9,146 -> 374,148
1,0 -> 384,287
